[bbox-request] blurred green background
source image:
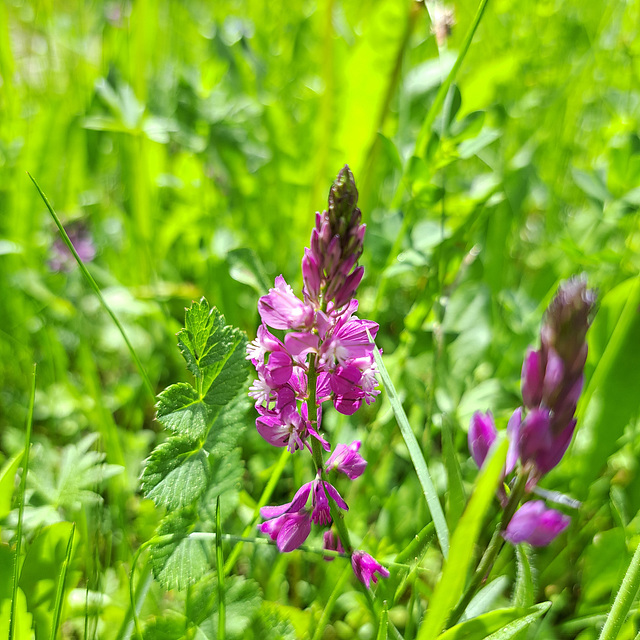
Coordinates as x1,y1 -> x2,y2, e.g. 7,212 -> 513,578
1,0 -> 640,638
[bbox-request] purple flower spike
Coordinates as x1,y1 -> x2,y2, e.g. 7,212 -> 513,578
468,411 -> 497,469
326,441 -> 367,479
351,550 -> 390,588
505,408 -> 522,475
503,501 -> 570,546
312,480 -> 348,525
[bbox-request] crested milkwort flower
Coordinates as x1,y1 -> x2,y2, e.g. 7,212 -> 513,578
250,166 -> 388,588
469,276 -> 596,546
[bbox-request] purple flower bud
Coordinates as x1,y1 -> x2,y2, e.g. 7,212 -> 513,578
351,550 -> 389,588
326,441 -> 368,479
332,266 -> 365,309
302,249 -> 321,301
517,408 -> 553,469
521,349 -> 543,409
542,348 -> 564,406
322,530 -> 344,561
536,418 -> 576,474
503,501 -> 570,546
505,407 -> 522,475
468,411 -> 497,468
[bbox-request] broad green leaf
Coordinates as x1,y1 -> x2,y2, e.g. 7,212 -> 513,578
156,383 -> 208,440
438,603 -> 549,640
484,602 -> 551,639
141,437 -> 210,509
149,510 -> 209,591
571,276 -> 640,492
0,587 -> 32,640
462,576 -> 509,621
226,248 -> 272,294
512,546 -> 534,608
0,449 -> 23,520
417,439 -> 508,640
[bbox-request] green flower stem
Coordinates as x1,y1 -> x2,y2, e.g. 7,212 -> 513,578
307,353 -> 353,553
598,539 -> 640,640
446,470 -> 528,628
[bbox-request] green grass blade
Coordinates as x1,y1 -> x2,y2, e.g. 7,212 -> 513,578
442,417 -> 466,532
27,172 -> 155,403
216,497 -> 226,640
50,523 -> 75,640
376,601 -> 389,640
311,564 -> 351,640
512,546 -> 534,608
9,363 -> 36,640
417,439 -> 508,640
598,539 -> 640,640
369,331 -> 450,557
413,0 -> 491,160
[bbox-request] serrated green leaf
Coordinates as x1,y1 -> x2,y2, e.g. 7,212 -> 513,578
149,510 -> 209,591
141,437 -> 210,510
177,300 -> 247,392
203,392 -> 250,458
157,304 -> 248,442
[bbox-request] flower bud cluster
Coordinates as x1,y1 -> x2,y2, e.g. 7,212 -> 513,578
249,166 -> 388,588
302,165 -> 366,308
468,277 -> 596,546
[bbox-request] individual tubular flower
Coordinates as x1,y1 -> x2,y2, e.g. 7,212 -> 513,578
351,551 -> 390,588
468,411 -> 497,469
259,478 -> 348,550
326,441 -> 367,479
502,501 -> 570,547
322,529 -> 345,561
258,275 -> 315,330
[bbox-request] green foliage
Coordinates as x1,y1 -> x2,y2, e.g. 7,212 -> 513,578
140,299 -> 249,592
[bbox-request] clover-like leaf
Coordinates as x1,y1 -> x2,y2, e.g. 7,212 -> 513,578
141,437 -> 210,510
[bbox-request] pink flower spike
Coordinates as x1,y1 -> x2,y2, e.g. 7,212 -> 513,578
258,275 -> 314,330
351,550 -> 389,588
264,351 -> 293,386
326,441 -> 367,479
503,501 -> 570,546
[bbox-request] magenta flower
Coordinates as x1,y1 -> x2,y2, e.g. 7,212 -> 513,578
322,530 -> 345,561
326,441 -> 367,479
468,411 -> 497,469
258,275 -> 315,330
351,550 -> 389,588
258,511 -> 312,552
502,501 -> 570,546
49,223 -> 96,272
259,478 -> 348,544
